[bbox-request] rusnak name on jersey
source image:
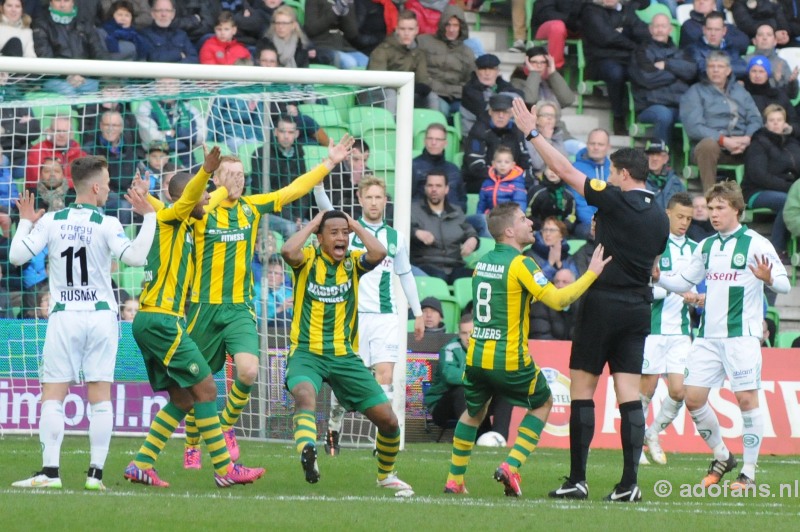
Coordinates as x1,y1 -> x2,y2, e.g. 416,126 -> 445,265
60,289 -> 99,302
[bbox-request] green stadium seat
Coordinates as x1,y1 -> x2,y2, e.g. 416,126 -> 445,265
238,141 -> 263,176
464,237 -> 495,269
368,149 -> 395,189
466,193 -> 479,215
361,126 -> 397,156
452,277 -> 473,310
439,296 -> 461,333
412,108 -> 447,138
348,106 -> 396,138
415,276 -> 451,300
24,92 -> 72,119
567,239 -> 586,255
303,144 -> 328,168
775,331 -> 800,348
311,86 -> 356,122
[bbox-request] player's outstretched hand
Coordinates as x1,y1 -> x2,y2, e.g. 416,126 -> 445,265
328,134 -> 355,165
15,189 -> 45,223
202,145 -> 222,174
130,169 -> 150,196
126,187 -> 155,215
749,254 -> 774,284
511,98 -> 538,137
587,244 -> 612,276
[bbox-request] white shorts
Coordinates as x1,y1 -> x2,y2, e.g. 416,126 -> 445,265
357,313 -> 401,367
684,337 -> 761,392
41,310 -> 119,384
642,334 -> 691,375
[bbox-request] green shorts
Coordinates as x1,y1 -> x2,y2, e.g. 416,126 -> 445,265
463,363 -> 552,417
285,348 -> 388,413
186,303 -> 259,374
132,311 -> 212,392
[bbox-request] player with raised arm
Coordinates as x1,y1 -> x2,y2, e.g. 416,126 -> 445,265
513,98 -> 670,502
182,136 -> 355,468
654,181 -> 790,489
123,147 -> 265,488
9,156 -> 157,490
443,202 -> 611,497
281,210 -> 412,491
314,177 -> 425,456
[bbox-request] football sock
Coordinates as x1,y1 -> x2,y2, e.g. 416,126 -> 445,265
194,401 -> 231,475
568,399 -> 595,483
447,422 -> 478,484
88,401 -> 114,470
376,427 -> 401,481
619,400 -> 645,488
505,413 -> 545,473
293,409 -> 317,454
690,403 -> 728,460
646,396 -> 684,440
184,410 -> 201,446
40,400 -> 64,470
640,393 -> 651,423
741,407 -> 763,479
328,394 -> 345,433
220,380 -> 252,431
133,402 -> 186,470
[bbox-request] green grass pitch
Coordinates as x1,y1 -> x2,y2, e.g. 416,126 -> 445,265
1,436 -> 798,530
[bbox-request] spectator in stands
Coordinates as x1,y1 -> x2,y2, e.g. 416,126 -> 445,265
743,103 -> 800,256
745,23 -> 798,98
350,0 -> 395,57
119,295 -> 138,321
0,72 -> 40,175
733,0 -> 791,40
20,245 -> 46,319
200,10 -> 252,65
99,0 -> 149,61
140,0 -> 198,63
680,0 -> 750,52
630,13 -> 698,143
77,82 -> 140,148
530,0 -> 583,69
322,138 -> 382,220
255,38 -> 279,66
528,100 -> 569,178
781,0 -> 800,43
686,192 -> 716,241
680,50 -> 762,192
529,267 -> 580,340
264,253 -> 293,328
476,145 -> 527,215
417,5 -> 474,119
100,0 -> 150,28
510,46 -> 575,119
527,165 -> 576,233
25,116 -> 87,190
783,177 -> 800,241
570,128 -> 611,240
403,0 -> 445,36
171,0 -> 216,47
744,55 -> 800,132
32,0 -> 108,94
571,215 -> 597,275
644,139 -> 686,210
139,140 -> 170,192
224,0 -> 270,48
463,93 -> 532,194
580,0 -> 649,135
687,11 -> 748,79
157,161 -> 176,200
460,53 -> 523,136
368,10 -> 432,112
207,64 -> 265,154
420,296 -> 446,333
410,171 -> 478,283
525,216 -> 577,281
303,0 -> 366,69
0,209 -> 23,318
411,123 -> 466,211
0,145 -> 18,214
89,110 -> 137,224
1,0 -> 36,57
264,5 -> 315,68
35,157 -> 70,212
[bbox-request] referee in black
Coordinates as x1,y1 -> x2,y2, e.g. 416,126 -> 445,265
512,99 -> 669,502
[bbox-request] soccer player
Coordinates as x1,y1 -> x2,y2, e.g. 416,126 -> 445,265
123,147 -> 265,488
654,181 -> 790,489
513,99 -> 670,502
281,210 -> 412,490
314,177 -> 425,455
444,203 -> 611,497
640,192 -> 700,465
182,136 -> 355,467
9,156 -> 157,490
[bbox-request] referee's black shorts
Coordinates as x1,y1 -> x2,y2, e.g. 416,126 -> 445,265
570,287 -> 652,375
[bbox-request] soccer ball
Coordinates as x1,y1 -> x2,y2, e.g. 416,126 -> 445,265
476,431 -> 507,447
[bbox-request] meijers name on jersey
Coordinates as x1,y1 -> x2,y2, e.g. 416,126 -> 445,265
706,271 -> 741,281
59,289 -> 98,302
60,224 -> 93,244
472,326 -> 502,340
475,262 -> 505,279
307,280 -> 352,303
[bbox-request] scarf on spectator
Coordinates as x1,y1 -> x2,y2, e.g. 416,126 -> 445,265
37,178 -> 68,211
102,19 -> 147,58
150,100 -> 192,132
272,34 -> 299,68
49,6 -> 77,25
372,0 -> 398,35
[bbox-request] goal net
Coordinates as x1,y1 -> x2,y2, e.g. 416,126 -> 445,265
0,58 -> 415,449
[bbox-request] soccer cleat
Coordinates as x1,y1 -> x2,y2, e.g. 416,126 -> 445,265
377,472 -> 412,491
214,463 -> 265,488
324,430 -> 340,457
84,477 -> 107,491
639,451 -> 650,465
730,473 -> 756,491
549,478 -> 589,500
223,428 -> 240,462
301,443 -> 320,484
494,462 -> 522,497
124,462 -> 170,488
443,480 -> 468,494
11,472 -> 62,489
645,432 -> 667,465
184,445 -> 202,469
604,483 -> 642,502
701,453 -> 738,488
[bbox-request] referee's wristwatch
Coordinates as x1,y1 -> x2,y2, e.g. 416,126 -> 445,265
526,129 -> 540,141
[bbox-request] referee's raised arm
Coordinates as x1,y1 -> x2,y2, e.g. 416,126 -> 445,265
512,98 -> 588,196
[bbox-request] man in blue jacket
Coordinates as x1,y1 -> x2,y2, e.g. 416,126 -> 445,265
570,129 -> 611,240
140,0 -> 199,64
687,12 -> 748,79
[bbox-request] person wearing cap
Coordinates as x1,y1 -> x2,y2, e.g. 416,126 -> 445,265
744,23 -> 798,98
462,93 -> 532,194
421,296 -> 446,333
460,53 -> 523,137
680,50 -> 762,192
629,13 -> 697,144
744,54 -> 800,134
686,11 -> 748,80
644,139 -> 685,210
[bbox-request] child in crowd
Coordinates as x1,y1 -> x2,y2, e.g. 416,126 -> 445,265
476,146 -> 527,215
199,11 -> 252,65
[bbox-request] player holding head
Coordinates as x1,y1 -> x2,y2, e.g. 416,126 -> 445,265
123,147 -> 265,488
639,192 -> 699,465
281,209 -> 412,491
9,156 -> 157,490
655,181 -> 790,489
314,177 -> 425,456
444,202 -> 611,496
